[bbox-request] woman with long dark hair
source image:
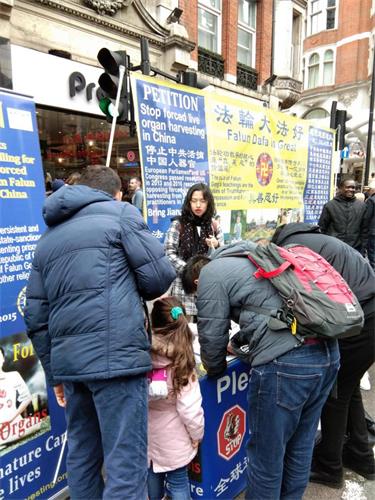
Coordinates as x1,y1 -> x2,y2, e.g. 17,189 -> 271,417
147,297 -> 204,499
164,183 -> 223,319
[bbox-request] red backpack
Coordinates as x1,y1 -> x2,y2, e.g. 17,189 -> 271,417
234,243 -> 364,340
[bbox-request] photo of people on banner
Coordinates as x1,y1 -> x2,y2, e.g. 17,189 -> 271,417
0,333 -> 50,455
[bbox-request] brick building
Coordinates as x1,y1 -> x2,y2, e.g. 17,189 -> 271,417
290,0 -> 375,182
0,0 -> 304,184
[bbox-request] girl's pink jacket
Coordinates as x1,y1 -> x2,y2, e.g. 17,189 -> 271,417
148,353 -> 205,473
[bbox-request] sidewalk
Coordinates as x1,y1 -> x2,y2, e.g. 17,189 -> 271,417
236,364 -> 375,500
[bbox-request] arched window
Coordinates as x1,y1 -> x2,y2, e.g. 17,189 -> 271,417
303,108 -> 329,119
308,53 -> 320,88
323,49 -> 334,85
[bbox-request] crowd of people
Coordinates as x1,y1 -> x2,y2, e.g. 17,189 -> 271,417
24,167 -> 374,500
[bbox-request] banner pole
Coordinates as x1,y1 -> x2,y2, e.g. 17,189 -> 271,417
105,64 -> 125,168
52,431 -> 67,486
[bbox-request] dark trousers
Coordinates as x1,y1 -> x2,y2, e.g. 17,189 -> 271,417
313,313 -> 375,478
63,374 -> 148,500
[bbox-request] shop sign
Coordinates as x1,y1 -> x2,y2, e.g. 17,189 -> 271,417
11,45 -> 103,116
217,405 -> 246,461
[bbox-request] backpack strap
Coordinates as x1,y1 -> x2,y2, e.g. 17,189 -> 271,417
241,304 -> 295,331
216,250 -> 298,336
246,255 -> 291,279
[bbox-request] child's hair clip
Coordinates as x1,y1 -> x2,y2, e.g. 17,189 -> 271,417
170,306 -> 184,320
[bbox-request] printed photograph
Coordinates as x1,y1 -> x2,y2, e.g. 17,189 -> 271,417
0,332 -> 50,456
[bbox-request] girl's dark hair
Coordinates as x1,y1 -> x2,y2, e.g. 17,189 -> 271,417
151,297 -> 196,395
180,183 -> 216,223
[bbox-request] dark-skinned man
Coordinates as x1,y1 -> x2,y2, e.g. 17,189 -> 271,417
318,178 -> 368,254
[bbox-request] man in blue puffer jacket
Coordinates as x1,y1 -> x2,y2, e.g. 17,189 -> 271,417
24,165 -> 176,500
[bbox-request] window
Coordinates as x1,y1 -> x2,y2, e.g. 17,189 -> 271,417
198,0 -> 221,53
304,48 -> 335,89
326,0 -> 336,29
302,57 -> 306,87
310,0 -> 322,35
36,107 -> 140,180
308,53 -> 320,88
323,49 -> 334,85
303,108 -> 330,119
292,11 -> 302,79
237,0 -> 256,67
309,0 -> 337,35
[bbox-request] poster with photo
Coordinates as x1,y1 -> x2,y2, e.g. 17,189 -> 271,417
0,333 -> 50,453
0,89 -> 67,499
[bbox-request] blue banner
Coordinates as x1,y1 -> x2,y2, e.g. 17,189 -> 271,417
133,77 -> 209,240
190,360 -> 250,498
0,90 -> 67,499
303,126 -> 334,224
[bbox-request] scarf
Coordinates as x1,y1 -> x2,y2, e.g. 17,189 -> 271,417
177,216 -> 213,262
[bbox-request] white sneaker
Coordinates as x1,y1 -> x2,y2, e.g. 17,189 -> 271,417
360,371 -> 371,391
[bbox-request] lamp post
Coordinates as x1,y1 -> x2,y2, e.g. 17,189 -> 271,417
364,44 -> 375,185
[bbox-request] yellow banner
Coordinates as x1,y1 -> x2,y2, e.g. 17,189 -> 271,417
205,94 -> 311,210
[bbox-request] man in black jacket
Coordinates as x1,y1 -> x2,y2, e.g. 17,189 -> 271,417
366,181 -> 375,269
182,243 -> 340,499
318,178 -> 368,254
272,223 -> 375,487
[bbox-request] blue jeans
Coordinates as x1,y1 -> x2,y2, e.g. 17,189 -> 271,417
64,375 -> 148,500
148,463 -> 191,500
245,341 -> 340,500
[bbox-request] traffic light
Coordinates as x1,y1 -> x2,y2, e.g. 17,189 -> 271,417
97,49 -> 129,124
330,101 -> 351,150
179,70 -> 209,89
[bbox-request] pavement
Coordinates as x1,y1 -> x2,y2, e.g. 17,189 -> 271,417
237,364 -> 375,500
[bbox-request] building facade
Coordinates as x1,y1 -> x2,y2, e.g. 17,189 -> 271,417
290,0 -> 374,183
1,0 -> 308,189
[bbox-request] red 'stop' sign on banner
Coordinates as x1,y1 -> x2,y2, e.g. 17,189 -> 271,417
217,404 -> 246,461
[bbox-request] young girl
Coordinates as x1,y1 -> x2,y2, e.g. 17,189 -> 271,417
148,297 -> 204,500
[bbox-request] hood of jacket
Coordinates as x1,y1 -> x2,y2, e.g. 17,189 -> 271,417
211,239 -> 258,259
272,223 -> 320,246
43,185 -> 113,227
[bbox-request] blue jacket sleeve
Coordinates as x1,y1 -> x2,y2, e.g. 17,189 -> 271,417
119,204 -> 176,300
24,261 -> 54,386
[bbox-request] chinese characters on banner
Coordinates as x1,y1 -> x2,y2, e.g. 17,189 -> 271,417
131,74 -> 335,244
304,127 -> 335,223
132,78 -> 209,240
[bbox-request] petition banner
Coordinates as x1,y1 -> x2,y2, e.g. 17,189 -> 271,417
0,89 -> 67,500
131,74 -> 335,244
